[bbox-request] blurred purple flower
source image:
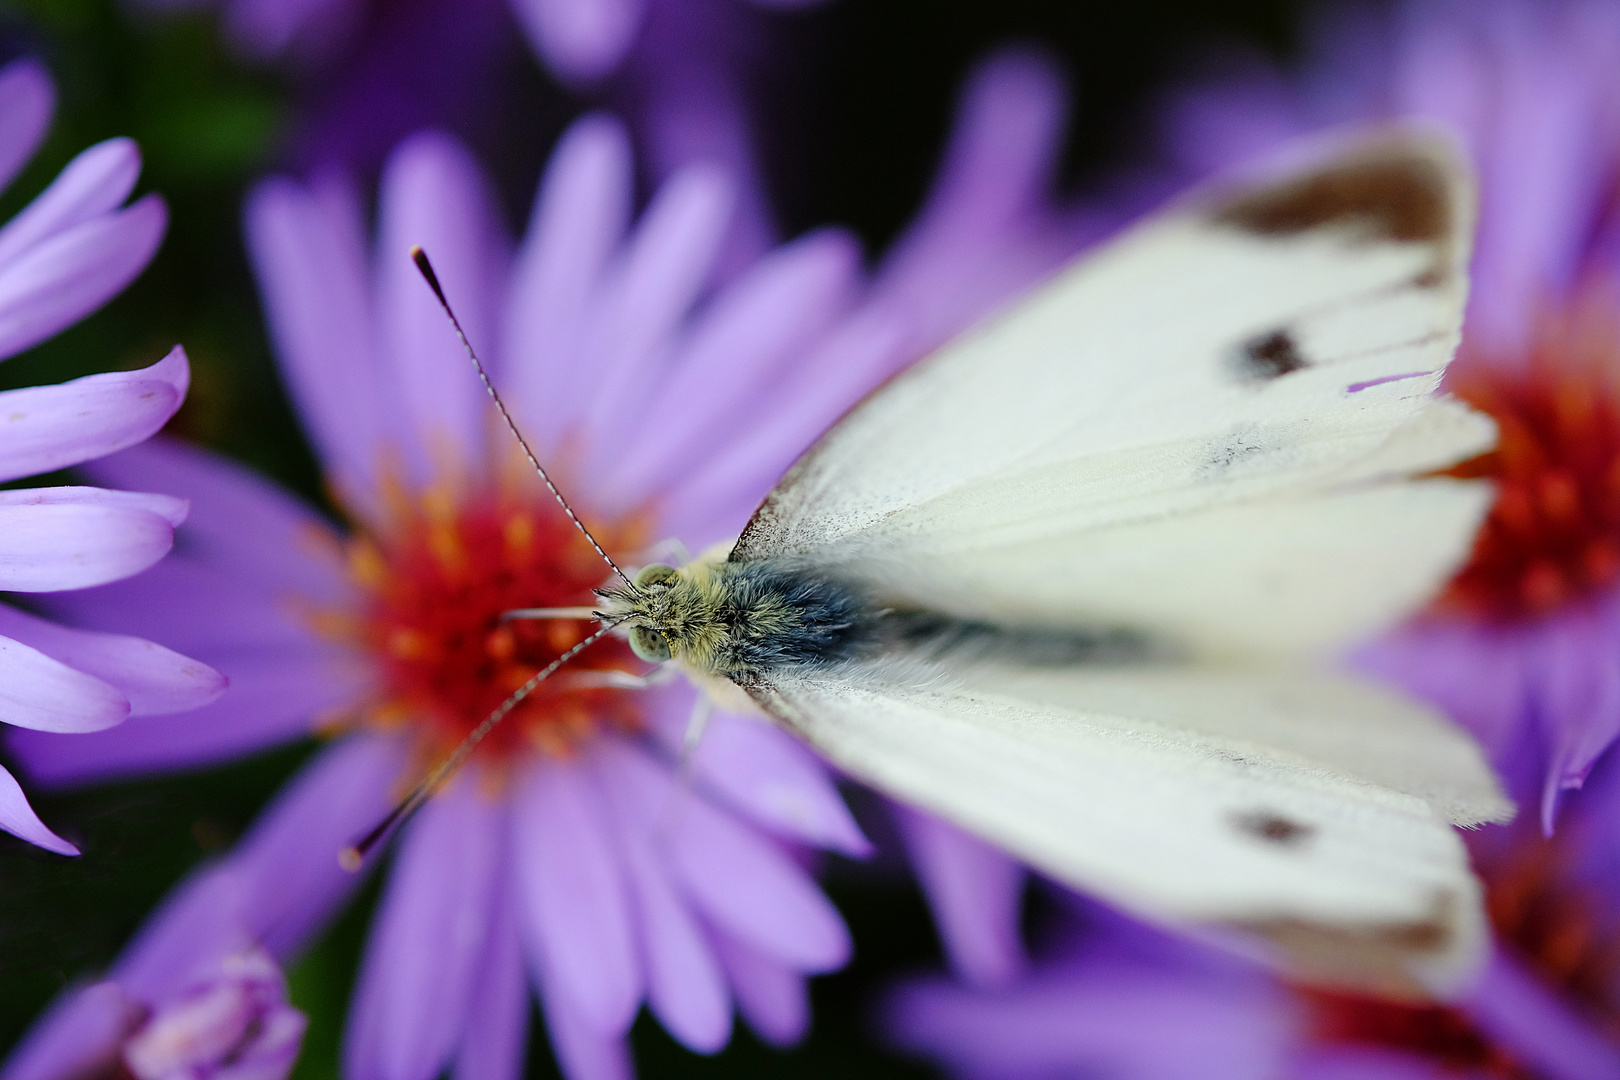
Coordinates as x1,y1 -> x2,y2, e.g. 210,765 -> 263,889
885,752 -> 1620,1080
7,113 -> 895,1079
4,869 -> 306,1080
1150,0 -> 1620,830
511,0 -> 823,88
0,57 -> 226,853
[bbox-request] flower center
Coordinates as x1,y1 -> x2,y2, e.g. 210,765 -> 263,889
339,482 -> 646,764
1438,290 -> 1620,620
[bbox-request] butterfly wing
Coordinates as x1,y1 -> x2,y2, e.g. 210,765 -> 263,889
734,129 -> 1490,659
753,659 -> 1496,998
731,129 -> 1510,994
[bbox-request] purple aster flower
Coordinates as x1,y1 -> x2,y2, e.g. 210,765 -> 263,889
4,867 -> 306,1080
0,56 -> 226,853
885,752 -> 1620,1080
1147,0 -> 1620,829
8,113 -> 896,1079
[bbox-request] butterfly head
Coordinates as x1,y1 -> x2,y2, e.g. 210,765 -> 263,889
600,561 -> 732,673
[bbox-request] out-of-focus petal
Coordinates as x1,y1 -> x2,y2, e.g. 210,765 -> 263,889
245,175 -> 392,517
8,645 -> 359,785
0,982 -> 137,1080
535,989 -> 632,1080
512,756 -> 641,1037
510,0 -> 644,86
893,803 -> 1027,988
1465,947 -> 1620,1080
375,132 -> 506,485
0,630 -> 128,733
573,164 -> 733,471
597,741 -> 849,972
454,866 -> 528,1080
81,438 -> 352,606
603,228 -> 860,504
0,138 -> 141,267
884,958 -> 1297,1080
645,696 -> 870,856
114,868 -> 256,1000
0,58 -> 53,196
345,780 -> 502,1080
0,499 -> 176,592
707,928 -> 807,1047
233,735 -> 407,958
0,762 -> 77,853
0,346 -> 188,483
594,749 -> 731,1053
0,194 -> 166,361
502,114 -> 632,449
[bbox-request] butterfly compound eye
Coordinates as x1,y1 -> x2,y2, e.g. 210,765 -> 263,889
629,626 -> 673,663
634,563 -> 681,590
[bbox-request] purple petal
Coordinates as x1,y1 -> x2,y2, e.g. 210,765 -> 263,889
883,961 -> 1296,1080
535,991 -> 632,1080
0,629 -> 128,733
0,761 -> 78,853
0,499 -> 176,592
345,780 -> 503,1080
233,735 -> 408,958
80,437 -> 352,606
245,175 -> 392,517
501,114 -> 632,448
45,553 -> 329,661
595,740 -> 849,972
222,0 -> 366,60
0,59 -> 53,196
114,867 -> 256,1000
2,982 -> 136,1080
893,803 -> 1027,988
512,755 -> 641,1036
645,693 -> 870,856
0,345 -> 188,483
659,307 -> 908,548
603,228 -> 861,504
594,749 -> 731,1053
1297,1047 -> 1451,1080
0,485 -> 187,524
1530,611 -> 1620,830
375,131 -> 506,485
0,137 -> 141,267
7,646 -> 355,784
510,0 -> 643,85
573,164 -> 733,476
454,867 -> 529,1080
708,928 -> 807,1047
0,193 -> 166,361
1466,946 -> 1620,1080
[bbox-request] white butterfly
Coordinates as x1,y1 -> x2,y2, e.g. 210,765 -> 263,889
411,127 -> 1511,1001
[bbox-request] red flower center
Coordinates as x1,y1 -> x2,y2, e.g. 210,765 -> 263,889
1439,291 -> 1620,620
333,480 -> 647,765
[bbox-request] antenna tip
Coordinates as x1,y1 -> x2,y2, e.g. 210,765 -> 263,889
338,846 -> 364,873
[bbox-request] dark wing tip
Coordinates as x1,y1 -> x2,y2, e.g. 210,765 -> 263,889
1208,134 -> 1464,249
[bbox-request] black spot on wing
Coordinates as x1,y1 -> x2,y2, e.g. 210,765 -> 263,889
1230,328 -> 1308,382
1230,810 -> 1316,848
1211,148 -> 1452,248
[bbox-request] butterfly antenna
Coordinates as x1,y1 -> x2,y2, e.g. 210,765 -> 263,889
411,247 -> 639,595
340,621 -> 620,871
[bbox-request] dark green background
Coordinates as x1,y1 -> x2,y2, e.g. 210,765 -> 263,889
0,0 -> 1300,1075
